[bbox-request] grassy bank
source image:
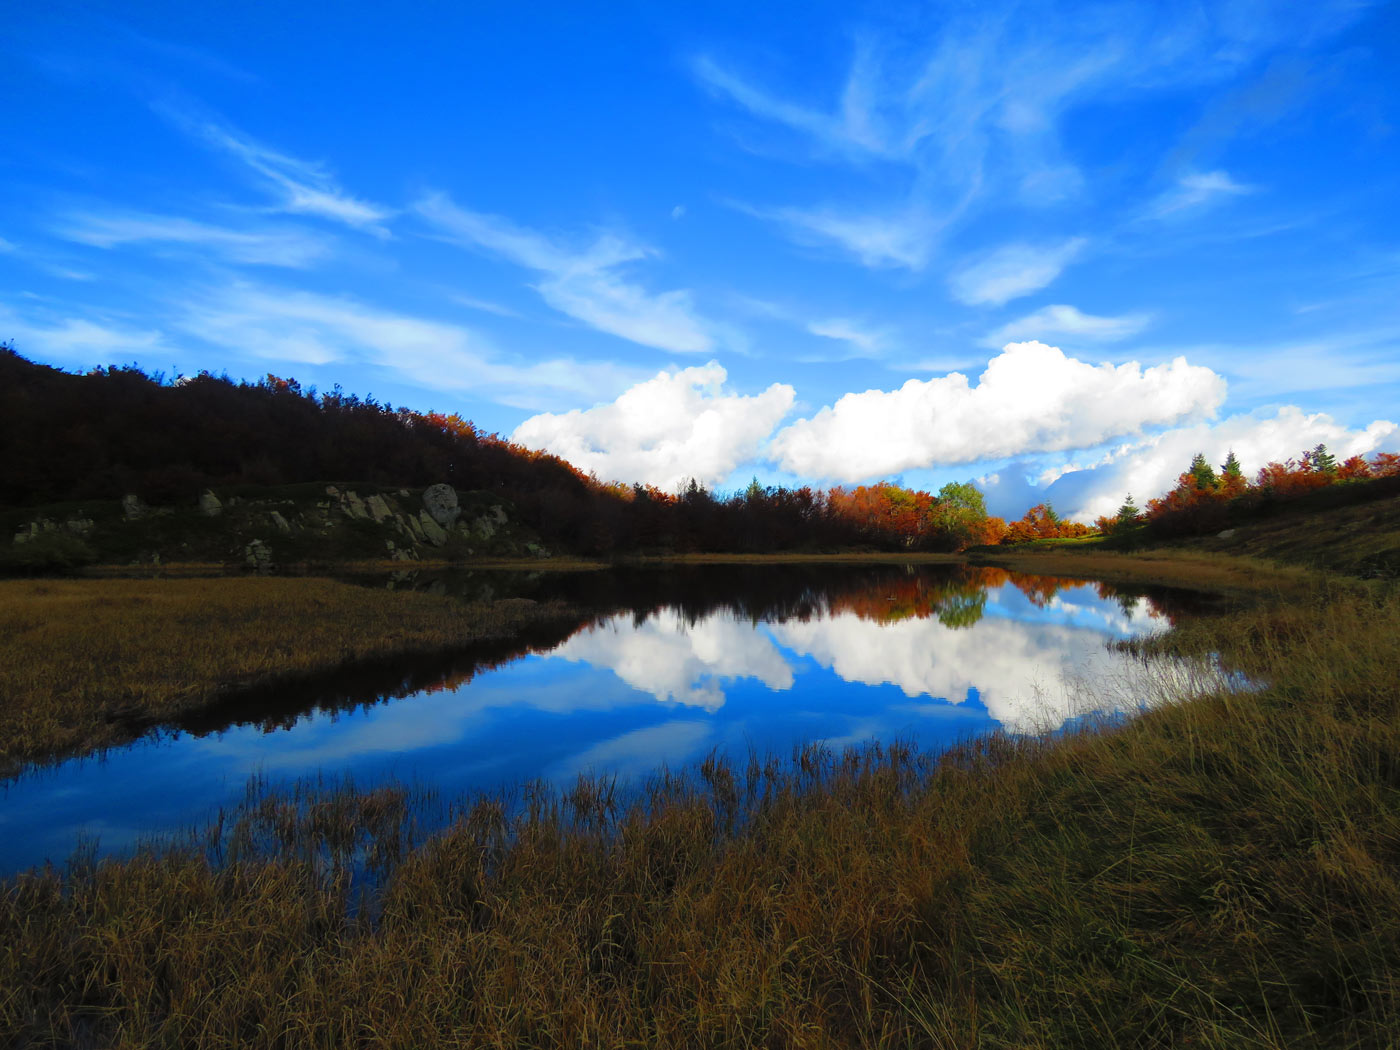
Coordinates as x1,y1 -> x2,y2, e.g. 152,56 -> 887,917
3,570 -> 1398,1046
0,576 -> 578,776
971,547 -> 1320,595
981,491 -> 1400,583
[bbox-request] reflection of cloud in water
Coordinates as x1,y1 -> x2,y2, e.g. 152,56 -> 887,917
196,706 -> 462,770
191,584 -> 1185,771
194,667 -> 642,770
548,720 -> 713,783
549,609 -> 794,711
1040,590 -> 1166,637
771,611 -> 1156,733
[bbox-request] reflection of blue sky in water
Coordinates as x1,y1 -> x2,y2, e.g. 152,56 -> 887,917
0,579 -> 1185,875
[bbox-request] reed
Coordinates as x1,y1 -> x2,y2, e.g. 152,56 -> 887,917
3,574 -> 1398,1047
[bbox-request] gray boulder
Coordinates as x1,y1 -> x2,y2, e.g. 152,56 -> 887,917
121,494 -> 147,520
422,484 -> 460,528
269,510 -> 292,533
198,490 -> 223,517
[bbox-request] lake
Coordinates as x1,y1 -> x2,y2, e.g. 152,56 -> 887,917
0,563 -> 1215,875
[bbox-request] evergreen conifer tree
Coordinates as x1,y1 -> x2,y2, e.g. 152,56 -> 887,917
1188,451 -> 1218,490
1115,494 -> 1140,530
1310,443 -> 1337,475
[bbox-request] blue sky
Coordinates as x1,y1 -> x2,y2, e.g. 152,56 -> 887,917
4,0 -> 1399,519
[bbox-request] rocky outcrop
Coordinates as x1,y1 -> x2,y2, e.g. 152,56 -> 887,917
418,512 -> 449,546
13,517 -> 94,544
422,484 -> 460,529
365,494 -> 393,523
6,482 -> 536,573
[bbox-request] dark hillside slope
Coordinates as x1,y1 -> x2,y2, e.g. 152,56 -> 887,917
0,347 -> 598,508
0,347 -> 650,553
0,348 -> 888,556
1182,490 -> 1400,579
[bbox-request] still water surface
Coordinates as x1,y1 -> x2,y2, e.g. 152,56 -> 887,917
0,563 -> 1212,875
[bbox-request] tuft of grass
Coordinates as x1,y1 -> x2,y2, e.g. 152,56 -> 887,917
0,576 -> 578,776
3,575 -> 1399,1047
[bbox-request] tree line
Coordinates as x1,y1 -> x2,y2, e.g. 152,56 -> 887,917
7,346 -> 1390,555
1096,445 -> 1400,540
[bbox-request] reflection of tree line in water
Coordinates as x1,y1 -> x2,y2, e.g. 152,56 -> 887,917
385,562 -> 1206,629
171,565 -> 1213,741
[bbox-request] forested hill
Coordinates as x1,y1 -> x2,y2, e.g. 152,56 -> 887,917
0,346 -> 597,509
0,347 -> 982,555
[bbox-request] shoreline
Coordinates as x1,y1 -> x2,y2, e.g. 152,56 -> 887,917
4,552 -> 1396,1045
0,547 -> 1338,776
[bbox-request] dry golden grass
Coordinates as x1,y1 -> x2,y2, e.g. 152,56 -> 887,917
0,576 -> 575,775
2,571 -> 1398,1047
974,547 -> 1321,595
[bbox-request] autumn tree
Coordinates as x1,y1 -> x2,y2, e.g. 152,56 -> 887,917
927,480 -> 991,550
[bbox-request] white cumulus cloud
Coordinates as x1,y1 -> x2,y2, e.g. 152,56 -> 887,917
949,238 -> 1087,306
511,362 -> 795,490
768,341 -> 1226,482
1034,406 -> 1400,522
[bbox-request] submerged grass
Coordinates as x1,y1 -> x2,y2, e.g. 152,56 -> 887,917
3,575 -> 1399,1047
0,576 -> 575,776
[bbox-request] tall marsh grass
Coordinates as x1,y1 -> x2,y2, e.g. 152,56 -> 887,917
3,581 -> 1399,1047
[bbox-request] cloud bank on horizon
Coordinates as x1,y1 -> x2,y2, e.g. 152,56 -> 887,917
3,0 -> 1398,520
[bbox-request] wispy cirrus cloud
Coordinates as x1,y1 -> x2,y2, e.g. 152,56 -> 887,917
693,48 -> 894,162
732,200 -> 944,270
697,2 -> 1361,271
1146,170 -> 1255,219
54,211 -> 330,267
806,317 -> 888,356
948,238 -> 1086,306
0,304 -> 168,360
416,192 -> 715,354
174,282 -> 640,411
158,105 -> 393,235
981,304 -> 1152,348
